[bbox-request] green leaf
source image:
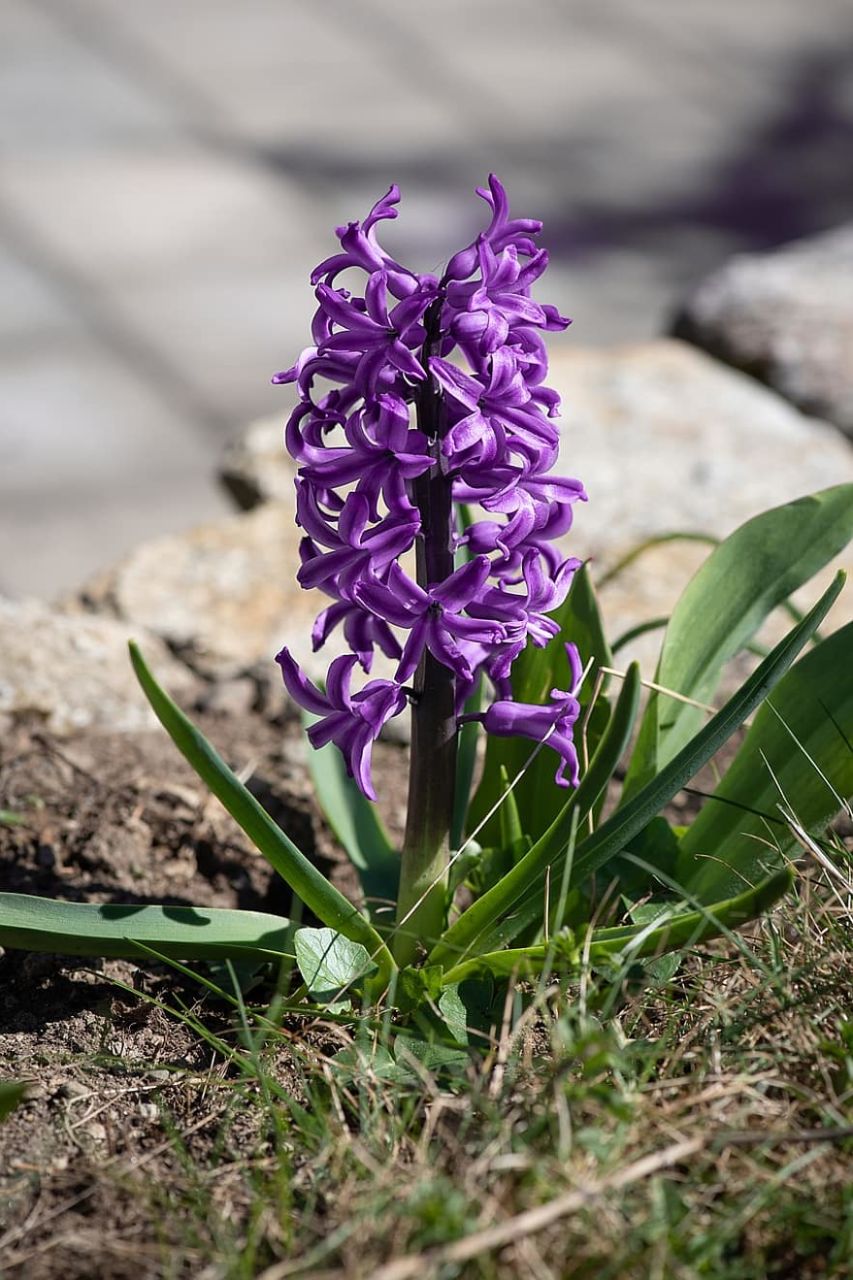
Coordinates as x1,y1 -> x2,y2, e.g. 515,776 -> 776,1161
498,765 -> 525,854
441,868 -> 793,985
452,675 -> 483,850
0,810 -> 26,828
303,713 -> 399,923
677,620 -> 853,903
429,662 -> 641,970
568,573 -> 844,892
624,485 -> 853,800
0,1082 -> 27,1124
391,1037 -> 470,1078
609,816 -> 682,899
437,984 -> 469,1045
467,564 -> 613,847
129,642 -> 395,989
0,893 -> 295,960
294,926 -> 376,1000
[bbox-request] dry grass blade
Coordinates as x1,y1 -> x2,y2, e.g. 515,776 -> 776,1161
367,1137 -> 705,1280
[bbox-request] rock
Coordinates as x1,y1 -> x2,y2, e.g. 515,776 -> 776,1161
547,339 -> 853,657
0,598 -> 196,734
219,415 -> 292,510
73,503 -> 346,679
672,226 -> 853,438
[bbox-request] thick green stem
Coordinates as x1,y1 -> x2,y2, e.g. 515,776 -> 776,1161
394,306 -> 457,966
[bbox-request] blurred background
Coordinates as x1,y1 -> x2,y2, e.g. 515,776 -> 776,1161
2,0 -> 853,600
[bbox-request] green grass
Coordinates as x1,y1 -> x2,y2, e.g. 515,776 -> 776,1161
3,841 -> 850,1279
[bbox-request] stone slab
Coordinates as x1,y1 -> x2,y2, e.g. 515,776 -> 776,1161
548,339 -> 853,656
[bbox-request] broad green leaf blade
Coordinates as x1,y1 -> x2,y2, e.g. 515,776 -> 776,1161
570,573 -> 845,891
441,868 -> 793,985
129,642 -> 395,987
467,564 -> 613,847
0,1082 -> 27,1124
623,485 -> 853,800
304,714 -> 399,923
677,621 -> 853,903
294,926 -> 376,999
0,893 -> 295,960
429,661 -> 641,970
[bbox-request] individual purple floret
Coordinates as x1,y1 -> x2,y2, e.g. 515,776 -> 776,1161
461,644 -> 584,787
274,176 -> 586,802
276,649 -> 406,800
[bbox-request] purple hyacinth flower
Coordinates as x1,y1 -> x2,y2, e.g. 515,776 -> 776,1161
311,598 -> 402,672
355,557 -> 507,683
296,487 -> 419,596
444,175 -> 543,280
276,649 -> 406,800
482,690 -> 581,787
314,276 -> 435,395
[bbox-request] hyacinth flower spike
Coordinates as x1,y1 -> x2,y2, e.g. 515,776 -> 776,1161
275,174 -> 589,962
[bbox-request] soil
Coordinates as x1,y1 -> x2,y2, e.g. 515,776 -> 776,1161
0,687 -> 409,1279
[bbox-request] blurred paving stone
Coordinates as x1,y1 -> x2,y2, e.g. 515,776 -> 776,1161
0,598 -> 196,734
112,265 -> 314,426
0,0 -> 178,152
0,245 -> 74,343
0,334 -> 231,598
0,147 -> 316,286
672,225 -> 853,439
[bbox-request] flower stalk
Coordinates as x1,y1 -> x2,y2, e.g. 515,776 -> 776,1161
396,306 -> 457,962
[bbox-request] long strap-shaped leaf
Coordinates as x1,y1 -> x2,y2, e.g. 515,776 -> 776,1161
623,485 -> 853,800
568,572 -> 845,892
428,661 -> 642,970
676,619 -> 853,902
130,643 -> 396,988
440,867 -> 793,984
0,893 -> 295,961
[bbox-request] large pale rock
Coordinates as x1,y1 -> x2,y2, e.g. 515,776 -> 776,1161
0,598 -> 196,734
86,340 -> 853,687
548,340 -> 853,656
74,503 -> 342,678
672,226 -> 853,438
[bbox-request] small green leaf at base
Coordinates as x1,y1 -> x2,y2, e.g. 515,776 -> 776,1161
294,927 -> 377,1001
